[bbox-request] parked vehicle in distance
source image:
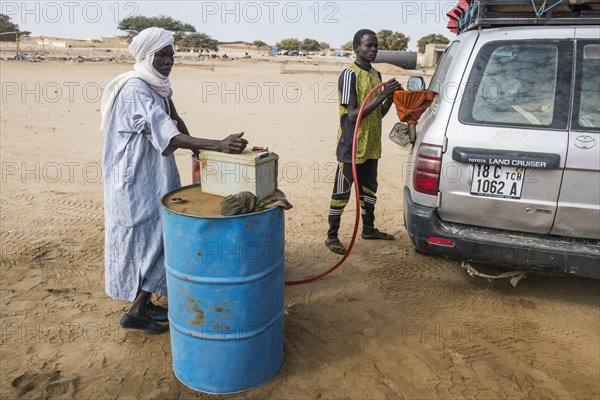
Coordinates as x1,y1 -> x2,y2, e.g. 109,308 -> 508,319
401,1 -> 600,279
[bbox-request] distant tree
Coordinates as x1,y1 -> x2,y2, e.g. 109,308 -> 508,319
319,42 -> 330,50
300,38 -> 321,52
253,40 -> 267,52
417,34 -> 450,53
118,15 -> 196,41
376,29 -> 409,51
275,38 -> 301,50
0,14 -> 30,41
179,33 -> 218,52
341,41 -> 353,51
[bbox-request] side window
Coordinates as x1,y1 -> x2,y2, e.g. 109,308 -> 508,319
429,41 -> 460,93
572,42 -> 600,131
459,41 -> 572,129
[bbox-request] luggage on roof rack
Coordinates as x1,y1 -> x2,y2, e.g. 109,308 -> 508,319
447,0 -> 600,34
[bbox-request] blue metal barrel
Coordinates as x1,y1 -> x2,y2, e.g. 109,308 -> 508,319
161,185 -> 285,394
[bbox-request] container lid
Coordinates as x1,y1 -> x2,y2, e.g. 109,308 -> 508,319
200,150 -> 278,165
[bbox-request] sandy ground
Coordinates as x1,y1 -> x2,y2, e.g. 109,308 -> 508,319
1,58 -> 599,400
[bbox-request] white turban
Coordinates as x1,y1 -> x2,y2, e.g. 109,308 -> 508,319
100,27 -> 175,133
129,27 -> 174,63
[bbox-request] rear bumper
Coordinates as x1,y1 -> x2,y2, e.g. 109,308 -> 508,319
403,187 -> 600,279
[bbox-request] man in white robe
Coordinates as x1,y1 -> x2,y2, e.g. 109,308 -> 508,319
101,27 -> 247,332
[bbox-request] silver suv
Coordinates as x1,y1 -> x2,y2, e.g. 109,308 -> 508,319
403,11 -> 600,278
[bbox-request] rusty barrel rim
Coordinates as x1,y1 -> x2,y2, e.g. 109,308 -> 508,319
161,184 -> 284,220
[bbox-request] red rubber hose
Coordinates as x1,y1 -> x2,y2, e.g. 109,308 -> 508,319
285,82 -> 387,286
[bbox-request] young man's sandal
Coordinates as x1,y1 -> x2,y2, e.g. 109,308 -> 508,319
361,229 -> 395,240
325,238 -> 347,255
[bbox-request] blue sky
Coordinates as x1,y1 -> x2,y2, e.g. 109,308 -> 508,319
4,1 -> 457,50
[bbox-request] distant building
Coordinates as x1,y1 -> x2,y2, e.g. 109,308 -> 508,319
423,43 -> 448,67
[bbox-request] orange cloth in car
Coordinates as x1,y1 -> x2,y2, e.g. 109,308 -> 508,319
392,90 -> 438,125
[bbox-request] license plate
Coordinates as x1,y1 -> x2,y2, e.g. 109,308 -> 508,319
471,165 -> 525,199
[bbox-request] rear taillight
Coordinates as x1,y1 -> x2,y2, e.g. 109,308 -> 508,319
413,143 -> 443,196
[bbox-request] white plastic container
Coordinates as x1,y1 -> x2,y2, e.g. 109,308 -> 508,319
199,150 -> 278,200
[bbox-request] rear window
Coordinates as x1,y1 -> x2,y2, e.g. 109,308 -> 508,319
572,42 -> 600,131
459,40 -> 572,129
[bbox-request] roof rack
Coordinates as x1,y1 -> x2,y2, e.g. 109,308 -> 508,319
450,0 -> 600,34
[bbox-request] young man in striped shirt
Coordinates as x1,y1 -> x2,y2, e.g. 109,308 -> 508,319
326,29 -> 402,255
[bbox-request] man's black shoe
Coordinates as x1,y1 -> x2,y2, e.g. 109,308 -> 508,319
146,303 -> 169,322
119,313 -> 169,333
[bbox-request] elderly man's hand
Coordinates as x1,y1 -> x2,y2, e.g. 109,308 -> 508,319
219,132 -> 248,154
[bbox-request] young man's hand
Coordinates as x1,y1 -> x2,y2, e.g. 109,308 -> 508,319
382,79 -> 403,98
